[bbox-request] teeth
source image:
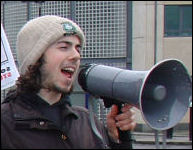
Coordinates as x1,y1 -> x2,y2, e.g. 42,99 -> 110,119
62,68 -> 75,73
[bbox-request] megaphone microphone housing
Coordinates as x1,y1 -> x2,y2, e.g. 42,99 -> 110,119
78,59 -> 192,131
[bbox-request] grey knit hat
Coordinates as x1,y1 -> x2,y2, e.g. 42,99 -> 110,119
16,15 -> 85,75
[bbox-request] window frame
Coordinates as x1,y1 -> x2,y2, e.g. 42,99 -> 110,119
164,5 -> 192,37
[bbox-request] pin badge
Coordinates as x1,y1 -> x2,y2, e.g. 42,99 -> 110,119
63,22 -> 76,34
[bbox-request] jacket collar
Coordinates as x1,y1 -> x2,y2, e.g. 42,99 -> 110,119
11,92 -> 79,122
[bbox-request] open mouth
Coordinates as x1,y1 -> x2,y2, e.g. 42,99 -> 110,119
61,67 -> 75,79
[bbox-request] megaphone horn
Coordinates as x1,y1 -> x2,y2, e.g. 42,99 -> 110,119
78,59 -> 192,131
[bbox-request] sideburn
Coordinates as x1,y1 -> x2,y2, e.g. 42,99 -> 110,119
16,56 -> 44,94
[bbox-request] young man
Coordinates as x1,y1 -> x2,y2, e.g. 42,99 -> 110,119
1,15 -> 136,149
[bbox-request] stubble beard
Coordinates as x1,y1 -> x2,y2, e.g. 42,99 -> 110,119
40,67 -> 74,96
41,73 -> 74,95
51,83 -> 74,95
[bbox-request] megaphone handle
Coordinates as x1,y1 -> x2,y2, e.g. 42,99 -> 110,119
116,103 -> 133,148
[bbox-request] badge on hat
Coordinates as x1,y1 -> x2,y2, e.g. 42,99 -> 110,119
63,22 -> 76,34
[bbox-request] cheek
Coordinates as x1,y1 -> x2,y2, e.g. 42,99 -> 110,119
44,54 -> 64,69
40,59 -> 60,80
43,61 -> 57,73
44,46 -> 65,63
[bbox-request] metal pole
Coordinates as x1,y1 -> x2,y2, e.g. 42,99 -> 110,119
154,130 -> 160,149
26,1 -> 30,21
2,1 -> 6,103
162,130 -> 167,149
85,93 -> 89,109
38,2 -> 43,16
2,1 -> 5,28
154,1 -> 158,64
99,99 -> 106,125
189,96 -> 192,141
126,1 -> 133,70
70,1 -> 76,21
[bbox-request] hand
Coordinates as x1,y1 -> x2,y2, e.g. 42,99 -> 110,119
106,104 -> 136,142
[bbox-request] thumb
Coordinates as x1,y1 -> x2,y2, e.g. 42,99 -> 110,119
107,104 -> 119,141
108,104 -> 119,118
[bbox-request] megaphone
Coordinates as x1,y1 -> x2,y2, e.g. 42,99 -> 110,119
78,59 -> 192,131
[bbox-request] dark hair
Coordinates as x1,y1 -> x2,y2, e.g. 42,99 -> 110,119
16,56 -> 44,94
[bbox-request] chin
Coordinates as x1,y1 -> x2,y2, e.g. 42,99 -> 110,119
55,84 -> 74,95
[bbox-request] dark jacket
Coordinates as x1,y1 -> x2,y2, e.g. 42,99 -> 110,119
1,91 -> 132,149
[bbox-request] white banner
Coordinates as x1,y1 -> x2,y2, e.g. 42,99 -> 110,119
1,24 -> 20,90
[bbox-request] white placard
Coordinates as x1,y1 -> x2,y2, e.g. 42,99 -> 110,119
1,24 -> 20,90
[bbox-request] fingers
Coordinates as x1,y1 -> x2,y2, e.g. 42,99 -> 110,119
121,104 -> 133,112
106,104 -> 136,141
116,118 -> 136,131
106,105 -> 119,140
106,105 -> 118,130
107,104 -> 118,118
115,106 -> 135,121
115,104 -> 136,131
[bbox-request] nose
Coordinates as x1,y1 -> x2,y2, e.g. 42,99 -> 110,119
69,47 -> 81,61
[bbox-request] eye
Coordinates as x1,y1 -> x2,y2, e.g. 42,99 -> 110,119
57,43 -> 69,50
59,46 -> 68,51
61,47 -> 67,49
76,46 -> 81,54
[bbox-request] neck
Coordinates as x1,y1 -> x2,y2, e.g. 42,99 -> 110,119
37,89 -> 62,105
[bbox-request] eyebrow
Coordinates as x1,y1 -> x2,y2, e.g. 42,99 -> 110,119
57,40 -> 81,47
57,41 -> 72,45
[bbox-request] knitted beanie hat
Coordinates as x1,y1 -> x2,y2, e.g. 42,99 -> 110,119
16,15 -> 85,75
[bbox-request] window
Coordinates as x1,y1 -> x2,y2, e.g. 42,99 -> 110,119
164,5 -> 192,37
